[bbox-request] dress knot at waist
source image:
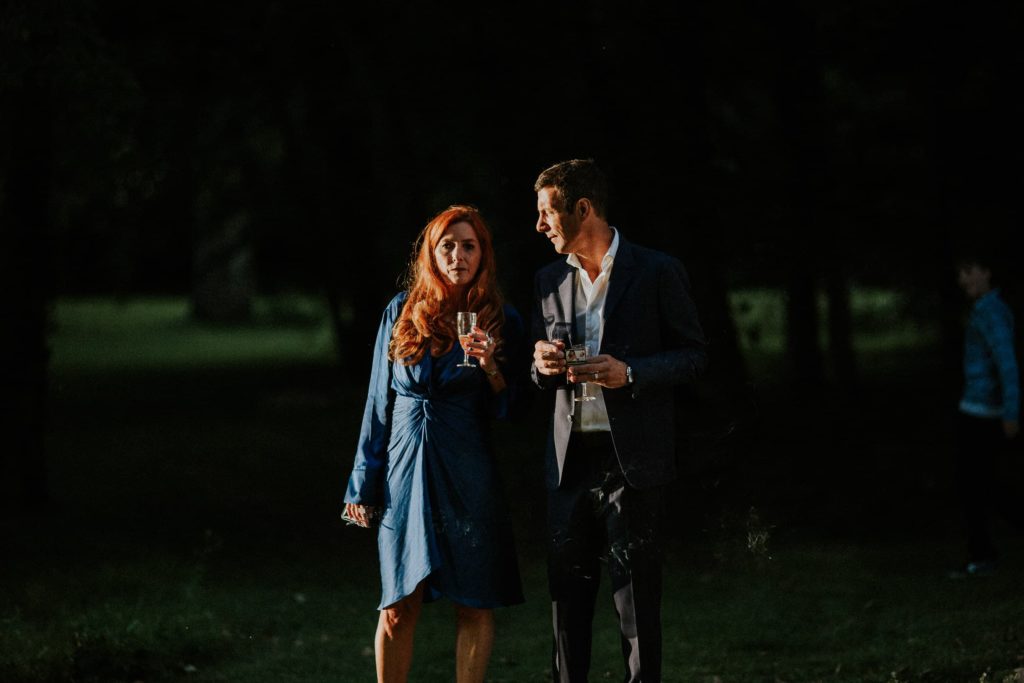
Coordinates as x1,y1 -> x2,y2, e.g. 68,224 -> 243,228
394,393 -> 433,403
393,392 -> 478,413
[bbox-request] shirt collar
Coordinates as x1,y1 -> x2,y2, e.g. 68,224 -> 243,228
566,227 -> 619,274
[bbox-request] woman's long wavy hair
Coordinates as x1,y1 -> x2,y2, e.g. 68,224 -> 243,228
390,206 -> 505,365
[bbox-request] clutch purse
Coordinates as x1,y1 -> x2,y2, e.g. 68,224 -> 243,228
341,506 -> 382,528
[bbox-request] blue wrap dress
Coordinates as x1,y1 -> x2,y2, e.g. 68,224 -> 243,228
344,293 -> 524,609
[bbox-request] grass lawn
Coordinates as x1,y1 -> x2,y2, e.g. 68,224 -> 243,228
2,296 -> 1023,682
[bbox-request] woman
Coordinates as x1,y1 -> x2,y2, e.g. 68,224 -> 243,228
343,205 -> 524,683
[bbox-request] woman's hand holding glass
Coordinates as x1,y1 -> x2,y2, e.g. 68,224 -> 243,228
462,325 -> 497,372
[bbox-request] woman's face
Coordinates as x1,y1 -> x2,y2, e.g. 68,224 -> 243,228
434,221 -> 481,288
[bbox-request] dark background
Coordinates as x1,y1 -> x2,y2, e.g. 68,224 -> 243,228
2,2 -> 1024,677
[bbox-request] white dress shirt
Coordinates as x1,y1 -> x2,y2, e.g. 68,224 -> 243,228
566,228 -> 619,432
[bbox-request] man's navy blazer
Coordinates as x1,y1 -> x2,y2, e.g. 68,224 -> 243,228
530,235 -> 707,490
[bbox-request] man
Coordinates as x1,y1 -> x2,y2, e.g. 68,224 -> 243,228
530,159 -> 707,682
950,255 -> 1021,578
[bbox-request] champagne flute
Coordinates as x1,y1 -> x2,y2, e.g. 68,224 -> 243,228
456,311 -> 477,368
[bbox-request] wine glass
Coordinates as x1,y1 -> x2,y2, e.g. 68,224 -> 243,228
548,322 -> 572,376
565,343 -> 596,402
549,322 -> 573,349
456,311 -> 477,368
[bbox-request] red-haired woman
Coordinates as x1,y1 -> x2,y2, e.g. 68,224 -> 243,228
343,206 -> 524,683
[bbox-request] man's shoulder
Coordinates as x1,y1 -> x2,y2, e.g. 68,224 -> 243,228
977,291 -> 1014,326
619,238 -> 684,270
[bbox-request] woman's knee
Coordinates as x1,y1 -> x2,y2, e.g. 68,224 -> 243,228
380,593 -> 423,636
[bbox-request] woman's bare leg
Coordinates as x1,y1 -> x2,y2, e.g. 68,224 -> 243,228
454,604 -> 494,683
376,583 -> 425,683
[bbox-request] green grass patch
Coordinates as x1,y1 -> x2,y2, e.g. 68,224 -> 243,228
50,295 -> 335,372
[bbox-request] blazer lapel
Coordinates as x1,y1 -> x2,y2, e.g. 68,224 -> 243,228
555,263 -> 576,329
603,237 -> 636,322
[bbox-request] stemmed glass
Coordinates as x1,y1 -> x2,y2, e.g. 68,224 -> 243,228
456,311 -> 477,368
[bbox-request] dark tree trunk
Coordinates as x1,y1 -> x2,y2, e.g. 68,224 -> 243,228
189,99 -> 258,324
785,266 -> 825,387
191,200 -> 256,323
0,72 -> 52,513
824,263 -> 858,391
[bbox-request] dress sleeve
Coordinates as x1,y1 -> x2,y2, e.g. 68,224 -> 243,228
344,296 -> 402,505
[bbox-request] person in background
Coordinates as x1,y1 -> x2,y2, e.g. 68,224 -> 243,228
950,253 -> 1022,577
343,205 -> 524,682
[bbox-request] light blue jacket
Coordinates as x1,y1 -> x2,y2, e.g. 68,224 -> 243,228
960,289 -> 1020,422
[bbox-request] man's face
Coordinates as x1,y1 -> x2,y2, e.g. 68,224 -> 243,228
957,264 -> 992,300
536,186 -> 581,254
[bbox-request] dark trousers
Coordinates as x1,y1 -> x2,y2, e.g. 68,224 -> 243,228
547,432 -> 664,683
954,413 -> 1024,562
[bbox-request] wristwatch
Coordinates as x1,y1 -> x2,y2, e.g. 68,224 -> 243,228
625,364 -> 634,385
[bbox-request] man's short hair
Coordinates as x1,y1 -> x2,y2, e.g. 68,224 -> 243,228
534,159 -> 609,218
956,246 -> 1002,273
956,245 -> 1009,287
